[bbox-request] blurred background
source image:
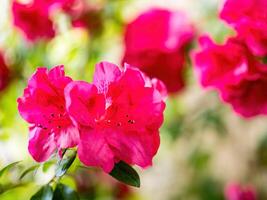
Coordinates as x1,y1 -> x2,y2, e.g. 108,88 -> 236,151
0,0 -> 266,199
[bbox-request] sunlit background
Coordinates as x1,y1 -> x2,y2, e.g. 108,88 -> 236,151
0,0 -> 266,199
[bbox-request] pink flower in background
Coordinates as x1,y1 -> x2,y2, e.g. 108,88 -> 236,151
225,183 -> 257,200
193,36 -> 255,89
193,35 -> 267,117
220,0 -> 267,24
35,0 -> 76,11
220,0 -> 267,56
12,1 -> 55,41
65,62 -> 166,172
17,66 -> 79,162
122,8 -> 194,94
0,52 -> 10,92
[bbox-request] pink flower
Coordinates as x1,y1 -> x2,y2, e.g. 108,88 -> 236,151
12,1 -> 55,42
122,8 -> 194,94
193,35 -> 267,117
17,66 -> 79,162
35,0 -> 76,11
65,62 -> 166,172
220,0 -> 267,56
0,52 -> 10,92
220,0 -> 267,24
225,183 -> 257,200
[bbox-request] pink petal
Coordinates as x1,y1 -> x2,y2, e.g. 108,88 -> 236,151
18,66 -> 71,125
28,126 -> 56,162
18,87 -> 60,125
93,61 -> 122,94
78,128 -> 115,173
107,129 -> 160,168
48,65 -> 72,89
65,81 -> 105,127
54,124 -> 80,149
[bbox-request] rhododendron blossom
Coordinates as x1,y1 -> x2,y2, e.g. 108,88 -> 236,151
225,183 -> 257,200
193,36 -> 267,117
220,0 -> 267,56
65,62 -> 166,172
18,62 -> 166,173
12,1 -> 55,41
122,8 -> 194,94
17,66 -> 79,162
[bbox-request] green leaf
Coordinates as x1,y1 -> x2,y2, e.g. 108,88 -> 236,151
55,150 -> 76,177
0,183 -> 27,195
0,161 -> 21,178
109,161 -> 140,187
30,185 -> 53,200
42,161 -> 55,173
52,183 -> 79,200
19,165 -> 40,180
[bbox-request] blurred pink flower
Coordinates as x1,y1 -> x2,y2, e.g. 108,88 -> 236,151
65,62 -> 166,172
220,0 -> 267,56
0,52 -> 10,92
122,8 -> 194,94
17,66 -> 79,162
35,0 -> 75,11
225,183 -> 257,200
193,35 -> 267,117
12,1 -> 55,41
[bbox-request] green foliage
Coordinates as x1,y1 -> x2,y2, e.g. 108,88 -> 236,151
0,161 -> 21,178
187,177 -> 224,200
109,161 -> 140,188
52,183 -> 79,200
189,149 -> 210,171
256,133 -> 267,167
42,161 -> 55,173
56,150 -> 77,177
30,185 -> 53,200
19,165 -> 40,180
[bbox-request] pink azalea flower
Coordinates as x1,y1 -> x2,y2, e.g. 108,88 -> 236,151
225,183 -> 257,200
17,66 -> 79,162
0,52 -> 10,92
122,8 -> 195,94
193,35 -> 267,117
220,0 -> 267,56
65,62 -> 166,172
12,1 -> 55,42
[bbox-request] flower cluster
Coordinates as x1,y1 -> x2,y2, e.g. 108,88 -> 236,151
17,62 -> 166,172
193,0 -> 267,117
224,183 -> 257,200
122,8 -> 195,94
12,0 -> 100,41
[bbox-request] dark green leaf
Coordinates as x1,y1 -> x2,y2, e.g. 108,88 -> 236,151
55,150 -> 76,177
52,183 -> 79,200
30,185 -> 53,200
0,161 -> 21,178
109,161 -> 140,187
19,165 -> 40,180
